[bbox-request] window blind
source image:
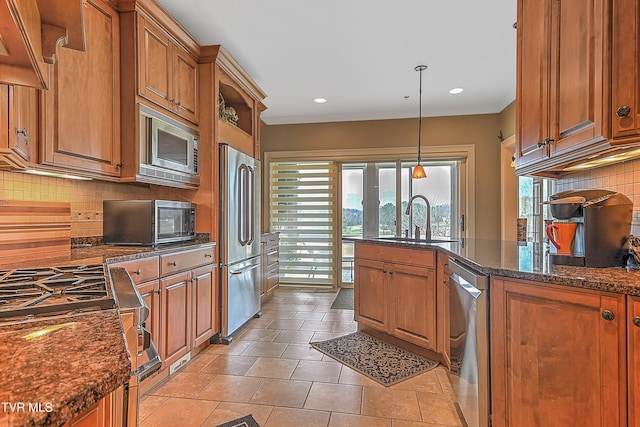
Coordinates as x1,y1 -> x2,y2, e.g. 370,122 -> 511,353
270,161 -> 337,286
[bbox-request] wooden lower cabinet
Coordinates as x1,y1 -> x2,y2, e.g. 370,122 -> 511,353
436,252 -> 450,366
62,386 -> 124,427
260,232 -> 279,302
491,277 -> 626,427
629,296 -> 640,427
161,271 -> 191,368
354,242 -> 437,351
191,264 -> 217,347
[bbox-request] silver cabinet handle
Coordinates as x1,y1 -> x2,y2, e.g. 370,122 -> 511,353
230,264 -> 261,275
633,316 -> 640,327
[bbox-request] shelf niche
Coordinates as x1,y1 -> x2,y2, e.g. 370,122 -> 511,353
218,82 -> 252,137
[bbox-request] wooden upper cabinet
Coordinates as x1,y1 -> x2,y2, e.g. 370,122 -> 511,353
611,0 -> 640,141
0,83 -> 37,168
137,16 -> 198,125
491,277 -> 626,427
515,0 -> 608,175
515,0 -> 551,169
41,0 -> 121,178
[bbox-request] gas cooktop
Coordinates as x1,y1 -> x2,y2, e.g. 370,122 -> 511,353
0,264 -> 115,320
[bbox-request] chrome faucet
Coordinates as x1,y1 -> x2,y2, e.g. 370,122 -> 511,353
405,195 -> 431,241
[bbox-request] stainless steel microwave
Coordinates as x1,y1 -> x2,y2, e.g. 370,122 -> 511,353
139,105 -> 199,185
103,200 -> 196,245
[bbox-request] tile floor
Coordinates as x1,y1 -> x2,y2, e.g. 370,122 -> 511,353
140,287 -> 463,427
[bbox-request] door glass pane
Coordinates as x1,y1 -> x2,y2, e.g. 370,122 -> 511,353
401,164 -> 454,238
341,165 -> 364,283
378,165 -> 396,237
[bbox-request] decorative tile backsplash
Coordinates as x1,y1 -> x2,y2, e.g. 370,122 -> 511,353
0,171 -> 151,237
555,159 -> 640,235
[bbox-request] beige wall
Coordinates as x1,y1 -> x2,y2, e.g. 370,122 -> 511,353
498,101 -> 516,140
262,114 -> 504,240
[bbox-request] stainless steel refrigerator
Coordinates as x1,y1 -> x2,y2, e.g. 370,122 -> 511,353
217,143 -> 261,343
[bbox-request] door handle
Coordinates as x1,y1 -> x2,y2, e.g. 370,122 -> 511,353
230,264 -> 261,275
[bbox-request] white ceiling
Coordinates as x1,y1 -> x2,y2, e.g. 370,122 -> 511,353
157,0 -> 517,125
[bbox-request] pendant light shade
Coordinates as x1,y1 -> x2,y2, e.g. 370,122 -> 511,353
411,64 -> 428,179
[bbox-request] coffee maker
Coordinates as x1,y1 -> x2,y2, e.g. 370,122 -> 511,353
545,189 -> 633,267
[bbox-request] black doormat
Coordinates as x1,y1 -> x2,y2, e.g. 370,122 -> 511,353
330,288 -> 354,310
215,414 -> 260,427
311,331 -> 438,386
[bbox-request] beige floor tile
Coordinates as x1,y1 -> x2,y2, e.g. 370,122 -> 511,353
293,311 -> 327,321
264,407 -> 331,427
435,367 -> 455,395
139,397 -> 218,427
417,391 -> 463,426
281,343 -> 325,360
300,320 -> 337,332
150,371 -> 217,398
332,322 -> 358,333
245,357 -> 300,379
286,303 -> 317,312
236,328 -> 280,342
200,402 -> 274,427
291,359 -> 343,383
362,387 -> 422,421
266,318 -> 306,330
249,378 -> 312,408
180,353 -> 218,373
322,312 -> 355,322
260,310 -> 296,319
138,395 -> 168,422
338,365 -> 384,388
205,340 -> 252,355
329,412 -> 392,427
273,329 -> 316,344
241,341 -> 289,357
391,369 -> 443,394
197,374 -> 264,403
304,382 -> 362,414
312,331 -> 350,341
244,317 -> 275,329
200,355 -> 258,376
392,421 -> 452,427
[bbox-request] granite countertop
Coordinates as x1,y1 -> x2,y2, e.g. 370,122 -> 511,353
353,237 -> 640,297
0,310 -> 131,427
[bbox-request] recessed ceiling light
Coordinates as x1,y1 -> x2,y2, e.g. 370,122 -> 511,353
449,88 -> 464,95
314,98 -> 327,104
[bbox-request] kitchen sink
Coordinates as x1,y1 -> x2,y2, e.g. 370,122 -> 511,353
379,237 -> 460,244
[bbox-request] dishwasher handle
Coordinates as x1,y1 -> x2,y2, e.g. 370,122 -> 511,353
449,258 -> 488,290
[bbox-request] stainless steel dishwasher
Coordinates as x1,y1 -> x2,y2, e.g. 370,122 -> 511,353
448,258 -> 490,427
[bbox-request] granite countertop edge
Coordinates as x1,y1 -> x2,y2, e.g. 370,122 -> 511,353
352,237 -> 640,297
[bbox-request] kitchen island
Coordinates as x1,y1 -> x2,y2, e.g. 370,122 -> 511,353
353,237 -> 640,427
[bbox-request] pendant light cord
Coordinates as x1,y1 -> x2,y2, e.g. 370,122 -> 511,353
418,67 -> 423,164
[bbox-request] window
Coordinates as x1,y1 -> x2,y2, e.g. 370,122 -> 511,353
270,161 -> 337,286
518,177 -> 554,242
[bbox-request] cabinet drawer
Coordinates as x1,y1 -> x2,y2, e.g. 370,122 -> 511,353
356,242 -> 435,268
266,248 -> 279,266
266,266 -> 279,288
111,256 -> 159,284
160,246 -> 215,276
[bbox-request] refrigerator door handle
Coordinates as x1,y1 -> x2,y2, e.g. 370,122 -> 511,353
238,164 -> 250,246
230,263 -> 261,275
247,165 -> 256,245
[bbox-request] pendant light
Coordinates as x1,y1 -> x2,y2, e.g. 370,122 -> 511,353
411,65 -> 428,179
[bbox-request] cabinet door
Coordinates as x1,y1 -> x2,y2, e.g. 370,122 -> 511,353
436,253 -> 450,366
41,0 -> 120,177
161,271 -> 191,368
491,278 -> 626,427
138,16 -> 172,111
136,279 -> 162,361
191,264 -> 216,347
10,84 -> 37,162
173,46 -> 198,124
515,0 -> 551,169
63,393 -> 111,427
629,296 -> 640,427
548,0 -> 606,155
354,258 -> 387,331
388,264 -> 436,350
611,0 -> 640,140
